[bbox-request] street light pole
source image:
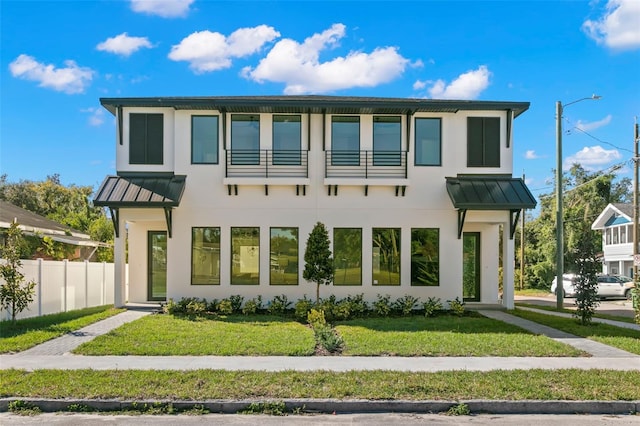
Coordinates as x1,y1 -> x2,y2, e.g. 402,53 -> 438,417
555,95 -> 601,310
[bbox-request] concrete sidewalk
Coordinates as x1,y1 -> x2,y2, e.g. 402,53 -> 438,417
1,308 -> 639,372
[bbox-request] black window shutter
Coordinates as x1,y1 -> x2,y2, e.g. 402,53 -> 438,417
146,114 -> 164,165
467,117 -> 484,166
483,117 -> 500,167
129,114 -> 147,164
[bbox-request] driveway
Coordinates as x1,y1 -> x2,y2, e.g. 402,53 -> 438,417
515,294 -> 635,319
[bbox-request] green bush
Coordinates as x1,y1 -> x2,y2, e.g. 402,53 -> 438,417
242,296 -> 262,315
423,297 -> 443,317
206,299 -> 219,313
306,308 -> 326,328
314,324 -> 343,353
344,293 -> 369,318
317,295 -> 339,322
217,299 -> 233,315
393,295 -> 420,316
163,297 -> 207,316
294,296 -> 314,321
447,297 -> 465,316
268,294 -> 292,315
228,295 -> 244,314
373,294 -> 392,317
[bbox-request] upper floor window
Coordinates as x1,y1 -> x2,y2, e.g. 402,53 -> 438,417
191,116 -> 219,164
467,117 -> 500,167
231,114 -> 260,165
331,116 -> 360,165
273,115 -> 301,165
415,118 -> 441,166
129,113 -> 163,165
373,116 -> 401,166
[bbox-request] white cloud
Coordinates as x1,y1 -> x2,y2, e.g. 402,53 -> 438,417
574,114 -> 612,132
243,24 -> 410,94
563,145 -> 621,171
81,107 -> 105,126
97,33 -> 153,57
130,0 -> 194,18
9,54 -> 93,94
413,80 -> 427,90
582,0 -> 640,50
426,65 -> 491,99
169,25 -> 280,73
525,150 -> 540,160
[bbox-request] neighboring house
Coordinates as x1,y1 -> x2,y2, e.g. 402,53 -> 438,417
0,200 -> 108,260
592,203 -> 634,277
94,96 -> 536,309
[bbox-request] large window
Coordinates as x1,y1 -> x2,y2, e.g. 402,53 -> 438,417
372,228 -> 401,286
192,116 -> 218,164
331,116 -> 360,165
270,227 -> 298,285
191,227 -> 220,285
411,228 -> 439,286
231,227 -> 260,285
231,114 -> 260,165
273,115 -> 301,165
129,113 -> 163,165
467,117 -> 500,167
373,116 -> 401,166
334,228 -> 362,285
415,118 -> 441,166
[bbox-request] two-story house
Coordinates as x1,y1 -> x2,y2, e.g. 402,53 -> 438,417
94,96 -> 536,309
592,203 -> 635,277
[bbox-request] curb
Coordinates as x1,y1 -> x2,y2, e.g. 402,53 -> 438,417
1,398 -> 638,415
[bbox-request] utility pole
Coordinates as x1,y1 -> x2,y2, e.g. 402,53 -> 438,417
520,172 -> 525,291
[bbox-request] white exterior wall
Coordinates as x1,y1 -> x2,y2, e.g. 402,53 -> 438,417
115,107 -> 516,305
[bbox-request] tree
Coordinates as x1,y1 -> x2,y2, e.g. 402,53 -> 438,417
571,221 -> 600,325
303,222 -> 333,303
0,222 -> 36,322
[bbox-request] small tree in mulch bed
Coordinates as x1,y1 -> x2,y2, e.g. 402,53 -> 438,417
303,222 -> 333,303
0,221 -> 36,322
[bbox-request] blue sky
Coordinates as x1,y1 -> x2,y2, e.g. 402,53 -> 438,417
1,0 -> 639,209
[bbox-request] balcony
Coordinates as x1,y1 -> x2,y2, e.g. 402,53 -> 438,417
225,150 -> 308,179
325,150 -> 407,179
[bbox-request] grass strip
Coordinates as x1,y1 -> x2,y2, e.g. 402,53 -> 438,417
515,302 -> 635,324
0,306 -> 124,353
1,369 -> 638,401
512,309 -> 640,355
514,289 -> 554,297
335,315 -> 583,356
74,314 -> 316,356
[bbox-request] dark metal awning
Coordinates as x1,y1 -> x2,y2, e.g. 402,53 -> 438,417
93,174 -> 186,238
445,175 -> 537,239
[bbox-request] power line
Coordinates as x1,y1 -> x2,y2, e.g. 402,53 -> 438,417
563,116 -> 634,154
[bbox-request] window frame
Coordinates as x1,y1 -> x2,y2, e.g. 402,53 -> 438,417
230,226 -> 260,285
467,116 -> 500,167
272,115 -> 302,166
414,117 -> 441,166
191,115 -> 219,165
191,227 -> 221,285
231,114 -> 260,165
331,115 -> 360,166
129,113 -> 164,165
269,226 -> 299,286
333,228 -> 363,286
410,228 -> 440,286
372,227 -> 401,286
373,116 -> 402,166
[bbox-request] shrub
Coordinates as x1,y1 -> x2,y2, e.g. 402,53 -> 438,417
393,295 -> 420,316
373,294 -> 392,317
306,308 -> 326,328
318,295 -> 339,322
314,324 -> 343,353
423,297 -> 443,317
344,293 -> 369,318
294,296 -> 314,322
206,299 -> 219,313
242,296 -> 262,315
228,295 -> 244,314
217,299 -> 233,315
163,297 -> 207,316
447,297 -> 465,316
332,299 -> 351,321
268,294 -> 292,315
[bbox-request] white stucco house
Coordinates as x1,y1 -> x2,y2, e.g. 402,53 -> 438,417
94,96 -> 536,310
592,203 -> 635,277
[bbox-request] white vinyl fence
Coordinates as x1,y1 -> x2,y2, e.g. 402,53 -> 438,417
0,259 -> 117,321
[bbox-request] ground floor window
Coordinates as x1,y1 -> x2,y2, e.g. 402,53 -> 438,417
411,228 -> 439,286
372,228 -> 400,285
231,227 -> 260,285
334,228 -> 362,285
191,227 -> 220,285
270,227 -> 298,285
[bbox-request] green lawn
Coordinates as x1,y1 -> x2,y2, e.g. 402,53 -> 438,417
74,314 -> 316,356
515,289 -> 552,297
512,309 -> 640,355
2,369 -> 638,401
0,305 -> 124,353
336,315 -> 584,357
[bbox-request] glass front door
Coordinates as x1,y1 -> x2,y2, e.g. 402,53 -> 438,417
148,231 -> 167,301
463,232 -> 480,302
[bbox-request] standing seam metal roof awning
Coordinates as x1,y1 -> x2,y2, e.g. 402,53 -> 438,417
93,174 -> 186,238
445,175 -> 537,239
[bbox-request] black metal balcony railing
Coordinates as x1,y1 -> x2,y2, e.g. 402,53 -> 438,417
325,150 -> 407,179
225,150 -> 308,178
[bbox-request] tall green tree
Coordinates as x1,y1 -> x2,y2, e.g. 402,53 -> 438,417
0,222 -> 36,322
303,222 -> 333,303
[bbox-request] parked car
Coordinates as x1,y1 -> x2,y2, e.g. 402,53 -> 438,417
551,274 -> 635,300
